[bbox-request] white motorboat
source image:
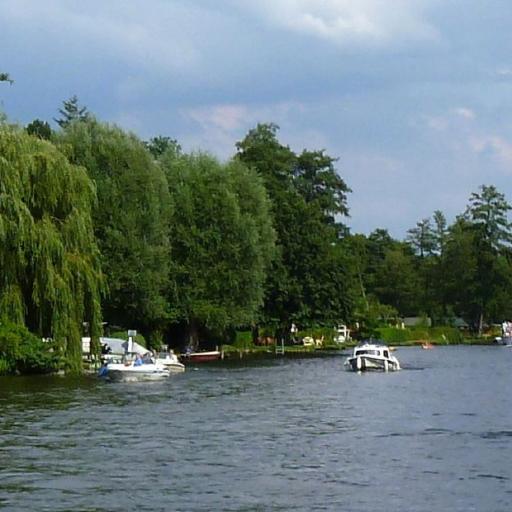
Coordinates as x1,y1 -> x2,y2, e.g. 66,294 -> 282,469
495,336 -> 512,346
344,341 -> 401,372
155,350 -> 185,372
100,354 -> 171,382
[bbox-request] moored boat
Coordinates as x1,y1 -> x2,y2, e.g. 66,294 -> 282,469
100,354 -> 171,382
181,349 -> 221,363
495,336 -> 512,346
344,341 -> 401,372
155,350 -> 185,372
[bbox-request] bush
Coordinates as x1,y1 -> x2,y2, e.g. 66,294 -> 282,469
0,322 -> 61,375
375,327 -> 414,343
233,330 -> 253,349
376,325 -> 464,344
429,327 -> 463,344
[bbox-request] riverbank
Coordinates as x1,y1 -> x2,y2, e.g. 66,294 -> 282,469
1,337 -> 498,377
219,337 -> 497,360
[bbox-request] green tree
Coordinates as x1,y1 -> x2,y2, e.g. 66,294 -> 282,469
362,229 -> 398,295
236,123 -> 356,333
342,234 -> 370,316
160,151 -> 276,347
0,125 -> 103,371
439,186 -> 512,333
463,185 -> 512,332
293,149 -> 351,233
406,218 -> 436,258
466,184 -> 512,250
372,245 -> 421,316
405,217 -> 441,322
54,95 -> 90,128
57,119 -> 172,344
145,136 -> 181,159
26,119 -> 53,140
432,210 -> 448,255
440,218 -> 479,326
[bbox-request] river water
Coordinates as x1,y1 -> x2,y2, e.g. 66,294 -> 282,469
1,346 -> 511,511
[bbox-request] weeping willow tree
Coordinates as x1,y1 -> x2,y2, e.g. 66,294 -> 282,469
0,125 -> 103,372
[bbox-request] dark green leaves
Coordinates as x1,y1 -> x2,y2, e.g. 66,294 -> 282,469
57,120 -> 172,338
162,152 -> 275,340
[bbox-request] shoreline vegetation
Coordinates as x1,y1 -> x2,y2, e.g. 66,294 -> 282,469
1,90 -> 512,376
1,322 -> 499,377
221,330 -> 498,357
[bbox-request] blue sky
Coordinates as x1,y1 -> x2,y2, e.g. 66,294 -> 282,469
2,0 -> 512,237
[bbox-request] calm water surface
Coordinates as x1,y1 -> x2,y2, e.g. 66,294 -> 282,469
1,346 -> 511,511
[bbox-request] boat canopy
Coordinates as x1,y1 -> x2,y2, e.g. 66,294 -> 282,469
100,337 -> 148,355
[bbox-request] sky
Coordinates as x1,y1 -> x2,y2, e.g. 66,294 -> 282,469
1,0 -> 512,238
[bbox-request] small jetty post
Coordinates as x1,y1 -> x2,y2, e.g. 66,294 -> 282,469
275,338 -> 285,355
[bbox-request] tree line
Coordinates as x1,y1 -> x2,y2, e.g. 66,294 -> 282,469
1,92 -> 512,372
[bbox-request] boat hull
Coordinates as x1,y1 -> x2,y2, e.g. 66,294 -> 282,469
155,351 -> 185,372
182,351 -> 221,363
345,355 -> 400,372
157,361 -> 185,373
495,336 -> 512,346
104,364 -> 170,382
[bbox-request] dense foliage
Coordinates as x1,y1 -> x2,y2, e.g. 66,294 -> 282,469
159,151 -> 275,347
0,321 -> 60,375
57,119 -> 172,345
0,124 -> 103,371
350,185 -> 512,334
1,90 -> 512,373
236,123 -> 356,336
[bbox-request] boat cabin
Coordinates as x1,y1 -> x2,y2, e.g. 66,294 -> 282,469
354,345 -> 390,358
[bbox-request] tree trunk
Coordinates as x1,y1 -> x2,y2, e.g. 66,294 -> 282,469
251,323 -> 259,345
188,320 -> 199,351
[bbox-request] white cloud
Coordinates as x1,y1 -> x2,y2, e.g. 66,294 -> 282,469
497,67 -> 512,78
241,0 -> 440,46
424,106 -> 475,132
453,107 -> 475,120
470,135 -> 512,168
426,115 -> 449,132
184,104 -> 249,132
177,99 -> 349,162
423,107 -> 512,170
0,0 -> 201,73
179,100 -> 308,157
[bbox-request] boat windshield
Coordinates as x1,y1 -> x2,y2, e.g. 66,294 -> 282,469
355,349 -> 381,356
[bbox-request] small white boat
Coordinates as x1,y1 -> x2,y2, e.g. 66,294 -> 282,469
495,336 -> 512,346
155,350 -> 185,373
100,354 -> 171,382
344,341 -> 401,372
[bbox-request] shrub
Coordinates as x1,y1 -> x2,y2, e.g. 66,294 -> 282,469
376,325 -> 464,344
429,327 -> 463,343
233,330 -> 253,349
375,327 -> 414,343
0,322 -> 61,375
